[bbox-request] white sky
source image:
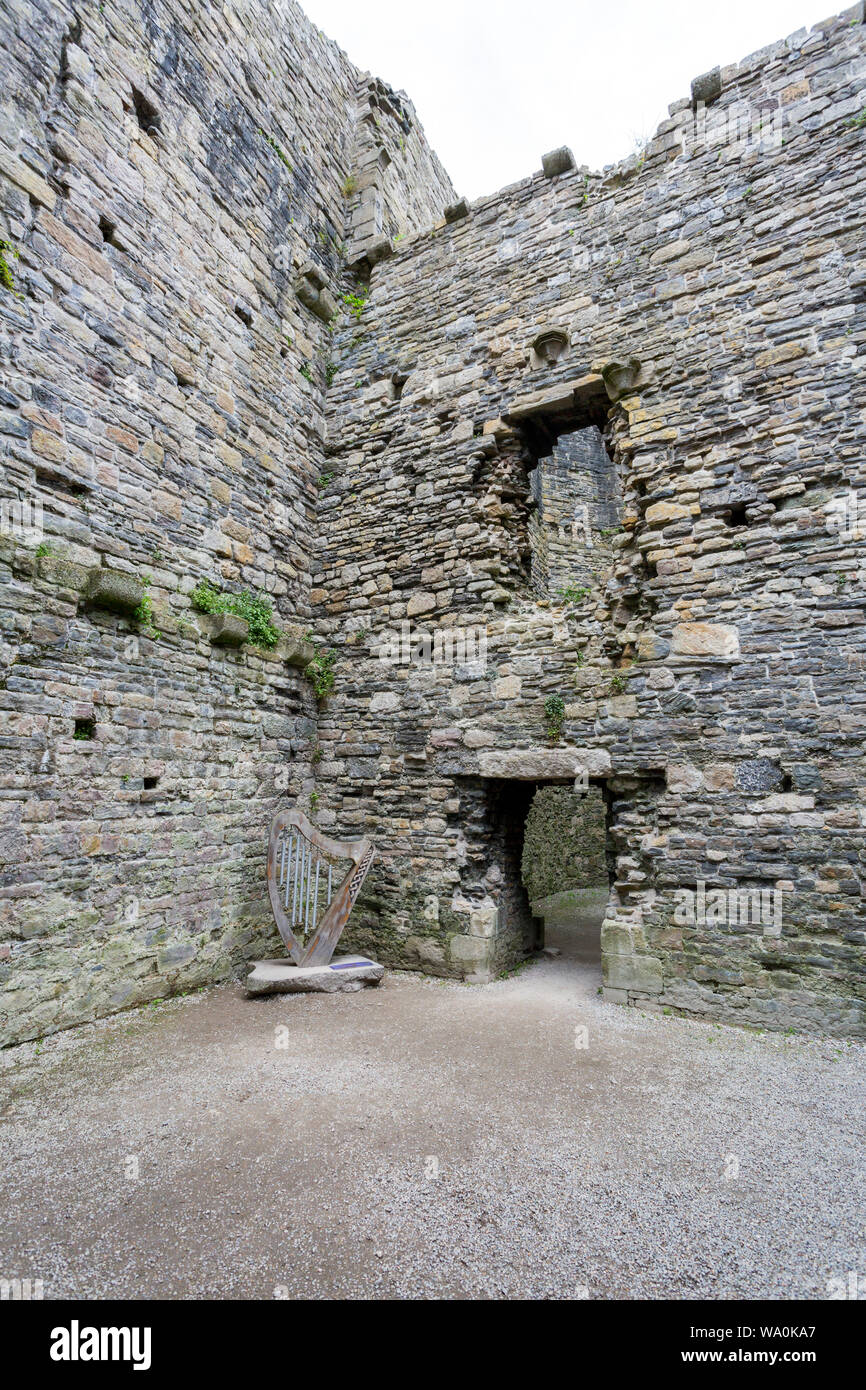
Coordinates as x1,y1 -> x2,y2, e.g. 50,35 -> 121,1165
300,0 -> 845,198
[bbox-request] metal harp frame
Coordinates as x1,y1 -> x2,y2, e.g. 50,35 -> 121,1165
267,807 -> 375,967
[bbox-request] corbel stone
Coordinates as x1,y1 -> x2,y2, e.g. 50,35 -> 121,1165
541,147 -> 576,178
210,613 -> 249,647
85,567 -> 143,615
691,66 -> 722,110
295,262 -> 338,323
601,358 -> 649,402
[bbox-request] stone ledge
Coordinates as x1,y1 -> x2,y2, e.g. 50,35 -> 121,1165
209,612 -> 248,647
85,567 -> 143,615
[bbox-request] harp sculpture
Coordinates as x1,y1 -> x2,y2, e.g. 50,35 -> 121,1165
266,807 -> 375,967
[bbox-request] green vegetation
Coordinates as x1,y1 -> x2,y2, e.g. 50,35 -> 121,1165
341,174 -> 357,196
35,542 -> 52,558
190,580 -> 280,649
306,646 -> 336,700
848,107 -> 866,129
299,363 -> 314,383
0,238 -> 19,295
609,673 -> 628,694
343,287 -> 368,322
134,575 -> 160,638
544,693 -> 566,742
259,128 -> 292,170
558,581 -> 590,605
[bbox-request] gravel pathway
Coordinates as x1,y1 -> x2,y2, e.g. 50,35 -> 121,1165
1,916 -> 863,1300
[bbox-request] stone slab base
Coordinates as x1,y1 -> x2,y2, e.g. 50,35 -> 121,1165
246,956 -> 385,996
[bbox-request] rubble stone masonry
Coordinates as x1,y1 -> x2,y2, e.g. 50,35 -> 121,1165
1,0 -> 864,1042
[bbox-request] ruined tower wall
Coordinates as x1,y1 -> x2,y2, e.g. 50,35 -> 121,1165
0,0 -> 453,1044
317,8 -> 866,1034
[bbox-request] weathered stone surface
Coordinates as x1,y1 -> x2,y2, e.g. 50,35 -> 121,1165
541,147 -> 576,177
477,748 -> 612,780
210,613 -> 249,647
1,0 -> 864,1044
691,66 -> 722,107
603,953 -> 664,994
245,956 -> 384,994
671,623 -> 740,659
666,763 -> 704,794
86,568 -> 143,616
522,786 -> 607,903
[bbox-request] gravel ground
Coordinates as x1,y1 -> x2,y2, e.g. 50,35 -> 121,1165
0,914 -> 863,1301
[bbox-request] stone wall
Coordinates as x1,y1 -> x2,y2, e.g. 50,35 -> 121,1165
2,0 -> 865,1043
317,5 -> 866,1036
0,0 -> 453,1044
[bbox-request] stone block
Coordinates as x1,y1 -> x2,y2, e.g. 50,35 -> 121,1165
469,904 -> 498,937
477,747 -> 611,780
406,936 -> 447,968
666,763 -> 703,793
444,197 -> 470,223
366,235 -> 394,266
645,500 -> 692,523
691,66 -> 722,108
637,632 -> 671,661
541,146 -> 576,177
246,956 -> 384,994
603,953 -> 664,994
600,920 -> 636,955
210,613 -> 248,647
86,568 -> 143,616
601,357 -> 643,401
671,623 -> 740,659
448,934 -> 490,967
735,759 -> 784,795
280,636 -> 315,669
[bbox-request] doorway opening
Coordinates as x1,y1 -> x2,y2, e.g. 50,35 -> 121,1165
520,782 -> 610,972
469,775 -> 613,979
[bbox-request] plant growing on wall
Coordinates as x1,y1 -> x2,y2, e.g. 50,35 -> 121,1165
306,647 -> 336,701
259,128 -> 292,170
544,694 -> 566,743
134,576 -> 161,638
558,581 -> 590,605
190,580 -> 280,649
343,287 -> 368,322
0,238 -> 19,295
609,673 -> 628,694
